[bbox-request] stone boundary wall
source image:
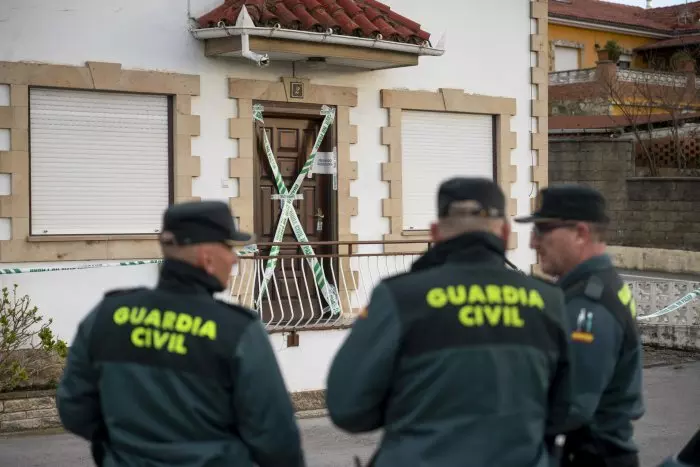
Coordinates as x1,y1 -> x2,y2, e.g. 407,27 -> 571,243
0,389 -> 327,434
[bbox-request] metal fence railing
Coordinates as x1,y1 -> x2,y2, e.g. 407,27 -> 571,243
227,240 -> 432,331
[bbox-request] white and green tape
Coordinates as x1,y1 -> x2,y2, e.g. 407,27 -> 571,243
252,104 -> 341,315
637,287 -> 700,321
0,244 -> 259,276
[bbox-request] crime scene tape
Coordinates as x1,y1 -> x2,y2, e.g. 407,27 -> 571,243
637,287 -> 700,321
0,254 -> 697,322
0,244 -> 260,276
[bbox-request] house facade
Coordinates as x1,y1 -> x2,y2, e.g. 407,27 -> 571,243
549,0 -> 700,72
0,0 -> 547,393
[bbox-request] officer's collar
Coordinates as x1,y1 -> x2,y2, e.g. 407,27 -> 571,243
411,232 -> 506,272
157,258 -> 226,295
557,254 -> 613,289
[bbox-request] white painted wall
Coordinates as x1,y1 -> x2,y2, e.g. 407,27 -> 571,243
0,0 -> 536,392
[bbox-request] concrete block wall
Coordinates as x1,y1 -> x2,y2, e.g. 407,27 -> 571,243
0,390 -> 60,432
550,138 -> 700,251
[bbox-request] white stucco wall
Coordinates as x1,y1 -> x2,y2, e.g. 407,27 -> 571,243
0,0 -> 535,392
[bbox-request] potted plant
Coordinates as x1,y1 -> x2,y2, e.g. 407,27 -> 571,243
597,40 -> 623,62
671,50 -> 695,72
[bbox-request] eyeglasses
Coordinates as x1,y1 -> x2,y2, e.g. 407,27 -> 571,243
532,222 -> 578,237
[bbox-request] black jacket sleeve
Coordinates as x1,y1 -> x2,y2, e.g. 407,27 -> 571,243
326,282 -> 401,433
232,319 -> 305,467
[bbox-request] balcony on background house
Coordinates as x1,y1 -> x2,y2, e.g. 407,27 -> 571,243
549,57 -> 700,118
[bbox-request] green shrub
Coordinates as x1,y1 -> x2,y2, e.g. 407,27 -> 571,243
0,284 -> 67,392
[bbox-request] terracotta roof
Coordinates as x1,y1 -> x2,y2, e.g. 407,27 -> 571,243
635,33 -> 700,51
548,0 -> 671,32
550,113 -> 700,131
197,0 -> 431,45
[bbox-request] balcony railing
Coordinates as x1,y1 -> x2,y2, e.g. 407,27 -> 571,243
227,240 -> 432,331
549,67 -> 690,87
549,68 -> 597,85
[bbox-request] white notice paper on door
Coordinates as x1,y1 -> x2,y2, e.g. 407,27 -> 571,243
311,150 -> 337,175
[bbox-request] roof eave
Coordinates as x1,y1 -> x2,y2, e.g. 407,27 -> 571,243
549,14 -> 673,39
190,25 -> 445,57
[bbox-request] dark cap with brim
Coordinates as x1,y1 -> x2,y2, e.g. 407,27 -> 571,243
160,200 -> 254,247
438,177 -> 506,219
515,184 -> 610,224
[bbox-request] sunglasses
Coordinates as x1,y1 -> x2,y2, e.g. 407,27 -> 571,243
532,221 -> 579,237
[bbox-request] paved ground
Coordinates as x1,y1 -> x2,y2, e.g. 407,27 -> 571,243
1,354 -> 698,467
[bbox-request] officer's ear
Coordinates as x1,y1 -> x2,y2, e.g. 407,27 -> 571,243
430,222 -> 442,243
500,220 -> 511,246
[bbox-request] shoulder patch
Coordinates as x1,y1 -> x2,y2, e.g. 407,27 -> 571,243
583,275 -> 605,301
104,286 -> 148,297
214,299 -> 259,320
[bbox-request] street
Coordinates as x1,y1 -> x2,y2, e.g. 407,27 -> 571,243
0,360 -> 698,467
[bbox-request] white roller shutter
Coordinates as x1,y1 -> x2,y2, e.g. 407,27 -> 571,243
401,110 -> 494,231
29,88 -> 170,236
554,46 -> 579,71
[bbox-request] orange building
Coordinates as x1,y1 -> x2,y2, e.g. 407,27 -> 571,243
548,0 -> 700,72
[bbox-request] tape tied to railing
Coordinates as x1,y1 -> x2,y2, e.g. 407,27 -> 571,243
251,103 -> 341,315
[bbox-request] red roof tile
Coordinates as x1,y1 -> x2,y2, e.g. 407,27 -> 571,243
549,0 -> 670,32
635,33 -> 700,51
197,0 -> 431,45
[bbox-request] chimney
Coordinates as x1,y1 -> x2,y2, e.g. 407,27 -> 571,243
646,0 -> 652,8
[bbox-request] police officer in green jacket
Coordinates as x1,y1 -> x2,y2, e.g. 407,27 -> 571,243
326,177 -> 576,467
515,184 -> 645,467
56,200 -> 305,467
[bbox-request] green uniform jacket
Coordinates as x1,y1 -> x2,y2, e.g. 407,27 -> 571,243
326,233 -> 575,467
56,259 -> 304,467
557,254 -> 645,459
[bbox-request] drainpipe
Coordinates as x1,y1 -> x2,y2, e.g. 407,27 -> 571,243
224,7 -> 269,67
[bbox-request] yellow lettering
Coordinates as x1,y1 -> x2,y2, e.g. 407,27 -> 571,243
485,285 -> 502,304
447,285 -> 467,305
528,290 -> 545,310
508,306 -> 525,327
113,306 -> 130,325
518,287 -> 529,305
192,316 -> 202,335
162,311 -> 177,330
131,327 -> 147,347
176,313 -> 193,333
198,320 -> 217,340
459,306 -> 474,326
427,288 -> 448,308
483,306 -> 502,326
502,286 -> 519,305
468,285 -> 487,304
130,307 -> 147,325
175,334 -> 188,354
153,330 -> 170,349
143,309 -> 162,328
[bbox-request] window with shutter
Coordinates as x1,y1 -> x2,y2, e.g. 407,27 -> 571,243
400,110 -> 495,231
554,46 -> 579,71
29,88 -> 171,236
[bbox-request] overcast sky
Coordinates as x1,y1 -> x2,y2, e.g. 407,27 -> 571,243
609,0 -> 693,6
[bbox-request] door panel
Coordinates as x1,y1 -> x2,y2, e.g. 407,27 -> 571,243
254,115 -> 336,326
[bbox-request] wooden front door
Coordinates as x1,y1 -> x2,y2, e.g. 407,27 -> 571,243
253,112 -> 337,326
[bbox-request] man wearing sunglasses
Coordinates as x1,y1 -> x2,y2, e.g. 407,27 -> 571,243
327,177 -> 575,467
515,185 -> 644,467
56,200 -> 305,467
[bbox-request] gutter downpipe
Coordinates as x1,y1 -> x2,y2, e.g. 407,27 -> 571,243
221,7 -> 270,67
191,26 -> 445,58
